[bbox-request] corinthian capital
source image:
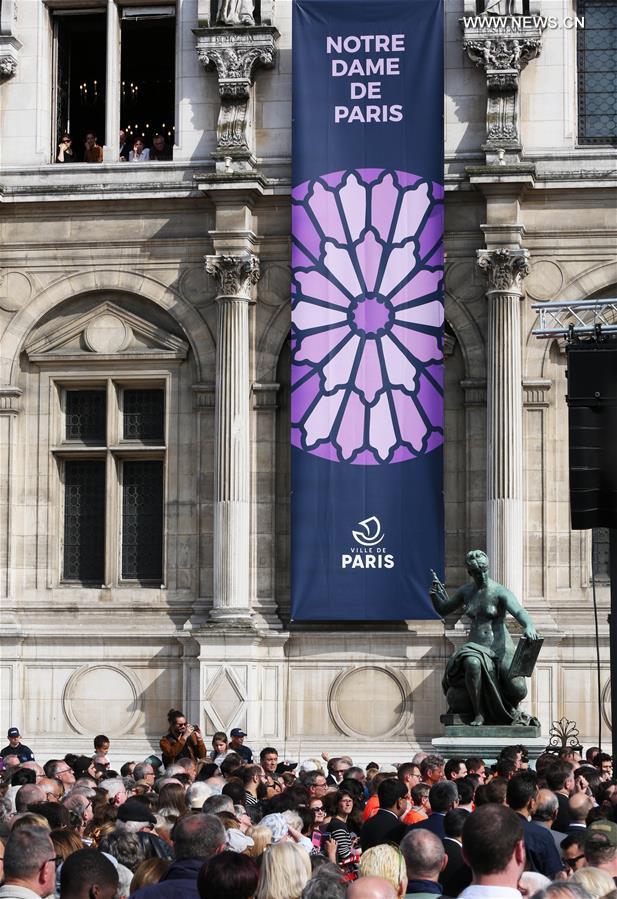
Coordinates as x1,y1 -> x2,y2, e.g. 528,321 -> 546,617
0,54 -> 17,80
477,248 -> 530,294
205,253 -> 260,299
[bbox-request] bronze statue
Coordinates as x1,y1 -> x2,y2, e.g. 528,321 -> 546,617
430,550 -> 541,727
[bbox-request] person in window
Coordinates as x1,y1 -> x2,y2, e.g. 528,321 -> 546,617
119,129 -> 130,162
150,133 -> 172,161
129,138 -> 150,162
83,131 -> 103,163
57,133 -> 75,163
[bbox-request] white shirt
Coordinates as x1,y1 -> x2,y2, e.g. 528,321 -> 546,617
129,148 -> 150,161
459,887 -> 522,899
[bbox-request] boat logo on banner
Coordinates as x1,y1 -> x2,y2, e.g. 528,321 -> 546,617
352,516 -> 384,546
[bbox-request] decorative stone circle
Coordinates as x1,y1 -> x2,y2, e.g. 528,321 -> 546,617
328,665 -> 409,739
84,313 -> 131,353
63,664 -> 142,735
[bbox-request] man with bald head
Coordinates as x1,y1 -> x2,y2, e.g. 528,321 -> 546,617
567,792 -> 593,833
15,783 -> 45,812
347,877 -> 398,899
400,828 -> 447,896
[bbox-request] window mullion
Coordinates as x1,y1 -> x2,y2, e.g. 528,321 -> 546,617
105,378 -> 117,586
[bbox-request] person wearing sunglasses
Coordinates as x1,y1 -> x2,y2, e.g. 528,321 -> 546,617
560,834 -> 586,875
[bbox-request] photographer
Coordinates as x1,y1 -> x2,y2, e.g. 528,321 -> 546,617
159,709 -> 206,767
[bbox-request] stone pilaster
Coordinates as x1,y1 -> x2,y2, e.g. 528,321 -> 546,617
477,248 -> 529,599
462,18 -> 542,165
205,254 -> 260,620
195,26 -> 278,173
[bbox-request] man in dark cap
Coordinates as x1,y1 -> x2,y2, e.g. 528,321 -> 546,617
0,727 -> 34,763
116,799 -> 174,861
229,728 -> 253,763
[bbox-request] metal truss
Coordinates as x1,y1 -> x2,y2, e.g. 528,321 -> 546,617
531,299 -> 617,339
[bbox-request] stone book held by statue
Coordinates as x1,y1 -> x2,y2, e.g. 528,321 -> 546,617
509,635 -> 544,679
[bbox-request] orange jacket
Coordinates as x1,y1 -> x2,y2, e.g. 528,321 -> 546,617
159,731 -> 206,767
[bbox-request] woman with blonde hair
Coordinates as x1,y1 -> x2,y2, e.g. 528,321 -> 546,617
359,844 -> 408,898
571,866 -> 616,898
130,857 -> 171,893
51,828 -> 83,862
247,824 -> 273,859
254,842 -> 311,899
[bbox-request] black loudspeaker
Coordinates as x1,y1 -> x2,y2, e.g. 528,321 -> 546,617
567,342 -> 617,530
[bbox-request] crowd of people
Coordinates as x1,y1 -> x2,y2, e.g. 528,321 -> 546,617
56,130 -> 172,164
1,712 -> 617,899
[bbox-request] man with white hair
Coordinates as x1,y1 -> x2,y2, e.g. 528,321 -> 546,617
186,782 -> 213,810
132,762 -> 156,787
63,792 -> 93,834
100,777 -> 128,807
347,877 -> 398,899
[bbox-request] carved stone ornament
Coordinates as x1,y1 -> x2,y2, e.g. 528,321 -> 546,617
195,27 -> 278,166
0,54 -> 17,80
205,254 -> 261,300
464,37 -> 541,73
461,17 -> 542,158
477,248 -> 530,295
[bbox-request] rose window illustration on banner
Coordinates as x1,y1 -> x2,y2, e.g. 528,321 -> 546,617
291,168 -> 444,465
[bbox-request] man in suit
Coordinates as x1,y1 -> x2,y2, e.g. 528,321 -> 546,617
506,771 -> 562,879
441,808 -> 472,897
409,781 -> 459,841
531,789 -> 566,850
360,778 -> 407,851
401,828 -> 449,898
567,792 -> 593,834
546,760 -> 575,832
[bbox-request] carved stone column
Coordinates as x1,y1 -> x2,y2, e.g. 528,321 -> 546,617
205,254 -> 260,620
477,249 -> 529,599
0,388 -> 22,605
463,22 -> 542,165
195,27 -> 278,173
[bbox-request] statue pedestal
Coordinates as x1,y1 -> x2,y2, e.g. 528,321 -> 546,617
432,725 -> 545,765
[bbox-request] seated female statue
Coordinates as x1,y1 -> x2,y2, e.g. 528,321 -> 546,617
430,549 -> 541,727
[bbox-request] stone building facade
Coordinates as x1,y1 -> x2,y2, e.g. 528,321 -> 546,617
0,0 -> 615,761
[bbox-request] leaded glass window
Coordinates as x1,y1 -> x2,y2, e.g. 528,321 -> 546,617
123,389 -> 164,441
122,460 -> 164,581
65,390 -> 106,442
57,380 -> 165,586
63,460 -> 106,582
577,0 -> 617,145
